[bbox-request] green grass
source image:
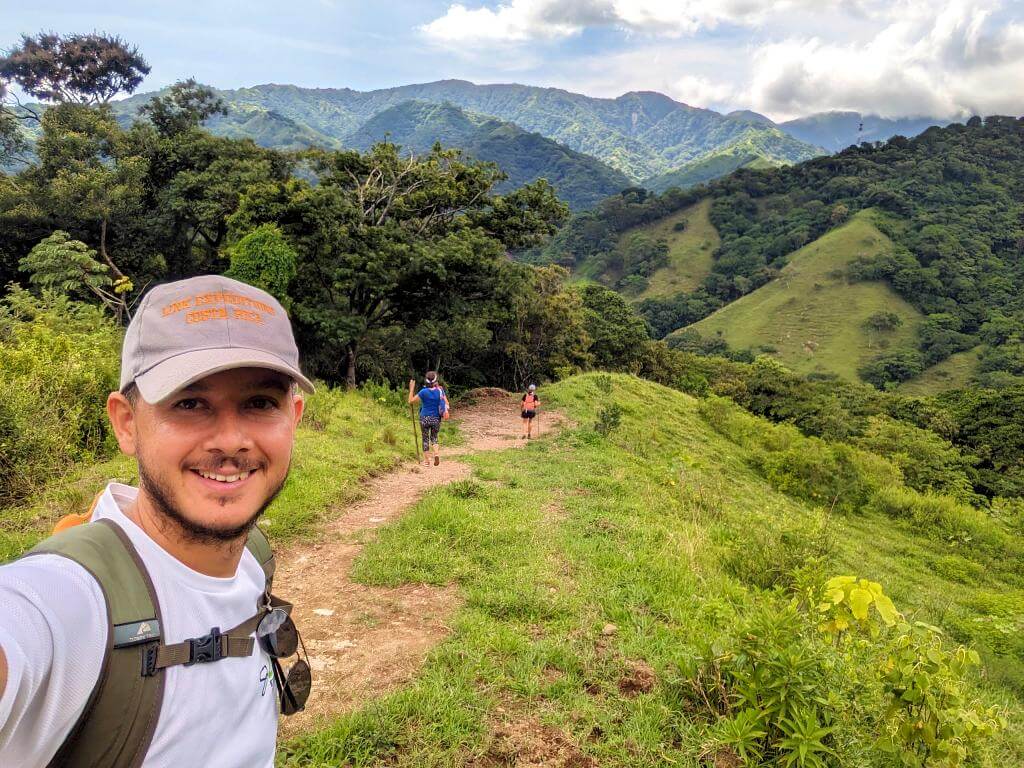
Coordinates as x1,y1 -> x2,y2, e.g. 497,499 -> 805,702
899,345 -> 982,395
686,210 -> 924,382
574,199 -> 719,297
280,373 -> 1022,767
0,386 -> 412,559
637,198 -> 719,299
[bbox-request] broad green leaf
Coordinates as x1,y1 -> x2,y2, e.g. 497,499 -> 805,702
849,587 -> 872,620
826,576 -> 856,589
873,592 -> 900,625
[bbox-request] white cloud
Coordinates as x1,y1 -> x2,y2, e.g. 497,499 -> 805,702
420,0 -> 854,45
670,75 -> 738,108
744,0 -> 1024,119
420,0 -> 1024,120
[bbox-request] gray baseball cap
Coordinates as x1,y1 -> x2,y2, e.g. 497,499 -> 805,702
120,275 -> 314,403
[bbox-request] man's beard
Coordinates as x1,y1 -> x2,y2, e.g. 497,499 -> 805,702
137,453 -> 288,545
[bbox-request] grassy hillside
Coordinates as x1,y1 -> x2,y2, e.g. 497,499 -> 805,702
636,199 -> 719,298
344,101 -> 631,209
282,373 -> 1022,766
899,346 -> 982,395
685,211 -> 923,381
568,199 -> 719,295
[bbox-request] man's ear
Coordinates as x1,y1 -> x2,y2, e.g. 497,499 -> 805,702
292,394 -> 305,429
107,391 -> 139,456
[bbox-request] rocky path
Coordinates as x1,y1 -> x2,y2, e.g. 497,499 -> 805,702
273,389 -> 567,735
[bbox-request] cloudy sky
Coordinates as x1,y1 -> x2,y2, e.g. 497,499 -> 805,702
4,0 -> 1022,120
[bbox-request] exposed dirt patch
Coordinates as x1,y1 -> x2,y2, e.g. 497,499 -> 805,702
274,390 -> 566,736
455,388 -> 570,453
617,660 -> 657,696
473,715 -> 596,767
711,746 -> 743,768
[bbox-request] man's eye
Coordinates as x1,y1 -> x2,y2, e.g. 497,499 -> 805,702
174,398 -> 201,410
249,397 -> 279,410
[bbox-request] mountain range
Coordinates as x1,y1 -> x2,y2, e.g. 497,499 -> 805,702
70,80 -> 952,209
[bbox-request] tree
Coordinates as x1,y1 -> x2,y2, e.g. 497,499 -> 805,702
0,32 -> 149,105
468,178 -> 568,250
858,351 -> 924,389
139,78 -> 226,137
0,82 -> 27,166
30,103 -> 146,305
231,142 -> 562,388
19,231 -> 132,320
577,284 -> 650,371
224,224 -> 297,306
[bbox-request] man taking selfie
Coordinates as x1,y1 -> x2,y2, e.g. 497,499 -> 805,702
0,275 -> 313,767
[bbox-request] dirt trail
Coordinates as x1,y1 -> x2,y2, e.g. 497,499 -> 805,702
274,389 -> 567,736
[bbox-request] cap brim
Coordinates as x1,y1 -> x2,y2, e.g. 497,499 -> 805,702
133,348 -> 315,404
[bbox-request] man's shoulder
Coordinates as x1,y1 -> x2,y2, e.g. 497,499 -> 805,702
1,551 -> 109,629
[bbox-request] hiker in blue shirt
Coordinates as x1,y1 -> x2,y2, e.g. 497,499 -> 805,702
408,371 -> 449,467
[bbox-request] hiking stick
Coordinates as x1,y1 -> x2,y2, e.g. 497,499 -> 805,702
410,403 -> 421,461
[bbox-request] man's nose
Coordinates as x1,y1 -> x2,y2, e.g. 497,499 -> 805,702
203,408 -> 255,456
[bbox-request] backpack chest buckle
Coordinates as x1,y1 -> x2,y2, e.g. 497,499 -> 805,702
186,627 -> 224,665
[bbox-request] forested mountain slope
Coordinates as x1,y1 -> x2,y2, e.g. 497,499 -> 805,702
534,117 -> 1024,390
643,125 -> 818,192
116,80 -> 825,181
344,101 -> 632,209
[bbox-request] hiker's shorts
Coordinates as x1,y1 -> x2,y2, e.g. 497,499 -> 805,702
420,416 -> 441,450
521,410 -> 536,420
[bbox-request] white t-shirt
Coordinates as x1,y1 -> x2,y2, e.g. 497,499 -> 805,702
0,483 -> 279,767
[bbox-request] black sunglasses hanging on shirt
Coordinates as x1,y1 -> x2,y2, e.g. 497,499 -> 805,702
256,607 -> 312,715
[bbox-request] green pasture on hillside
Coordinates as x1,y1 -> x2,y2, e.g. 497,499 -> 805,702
281,373 -> 1022,767
899,346 -> 982,396
687,211 -> 924,383
573,199 -> 719,297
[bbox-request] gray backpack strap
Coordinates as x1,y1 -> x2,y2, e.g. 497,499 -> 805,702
26,519 -> 164,768
245,523 -> 276,593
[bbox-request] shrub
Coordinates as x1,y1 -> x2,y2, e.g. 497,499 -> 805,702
863,311 -> 902,332
0,290 -> 121,504
692,578 -> 1003,767
879,622 -> 1005,766
726,512 -> 834,590
594,403 -> 623,437
853,416 -> 977,503
865,486 -> 1023,564
224,224 -> 297,306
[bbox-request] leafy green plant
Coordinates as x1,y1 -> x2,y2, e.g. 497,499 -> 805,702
692,575 -> 1002,767
817,575 -> 900,637
0,289 -> 121,503
879,622 -> 1006,766
776,710 -> 834,768
593,402 -> 623,436
709,708 -> 766,764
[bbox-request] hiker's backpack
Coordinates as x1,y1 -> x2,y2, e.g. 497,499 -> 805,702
523,393 -> 539,410
21,504 -> 278,768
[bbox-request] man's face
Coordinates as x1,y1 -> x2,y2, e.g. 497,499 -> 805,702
110,368 -> 304,542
